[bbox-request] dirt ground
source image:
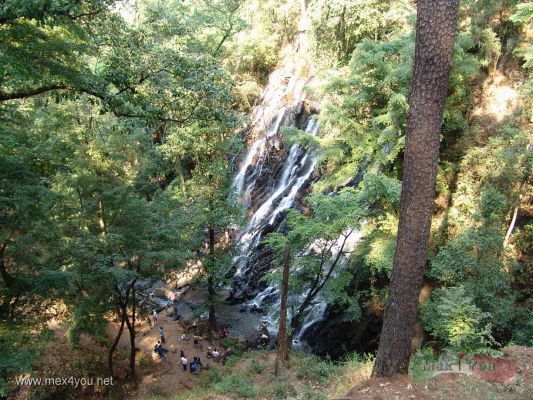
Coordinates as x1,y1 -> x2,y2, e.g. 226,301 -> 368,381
342,346 -> 533,400
9,310 -> 532,400
107,308 -> 230,399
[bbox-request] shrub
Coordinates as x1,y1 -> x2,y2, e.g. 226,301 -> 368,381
511,299 -> 533,346
214,374 -> 256,398
264,379 -> 296,399
198,369 -> 222,386
421,286 -> 498,354
138,352 -> 153,367
301,387 -> 328,400
294,353 -> 340,383
249,359 -> 264,374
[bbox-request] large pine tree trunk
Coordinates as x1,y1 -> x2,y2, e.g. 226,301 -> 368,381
373,0 -> 459,377
275,245 -> 291,375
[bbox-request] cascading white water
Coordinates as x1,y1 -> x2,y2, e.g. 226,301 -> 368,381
250,229 -> 363,347
229,2 -> 366,345
233,108 -> 286,200
233,117 -> 319,278
229,55 -> 368,345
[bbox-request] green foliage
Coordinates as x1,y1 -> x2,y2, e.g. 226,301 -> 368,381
309,0 -> 413,64
266,174 -> 394,327
315,21 -> 479,189
198,368 -> 223,386
214,374 -> 256,398
0,0 -> 244,390
316,34 -> 413,189
249,359 -> 264,374
0,324 -> 53,396
264,379 -> 297,399
224,337 -> 246,358
223,0 -> 300,110
421,286 -> 498,354
477,28 -> 501,70
294,352 -> 341,383
429,126 -> 530,338
301,388 -> 328,400
511,299 -> 533,346
510,3 -> 533,71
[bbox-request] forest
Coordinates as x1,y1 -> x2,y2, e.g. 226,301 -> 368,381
0,0 -> 531,399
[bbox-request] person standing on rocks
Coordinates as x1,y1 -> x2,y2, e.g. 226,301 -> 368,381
159,326 -> 166,343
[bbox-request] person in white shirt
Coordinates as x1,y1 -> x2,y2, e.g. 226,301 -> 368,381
180,355 -> 188,371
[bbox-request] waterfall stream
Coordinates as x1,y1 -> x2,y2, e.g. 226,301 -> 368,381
229,63 -> 363,345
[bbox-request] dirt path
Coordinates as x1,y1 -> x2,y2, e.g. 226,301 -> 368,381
107,308 -> 226,398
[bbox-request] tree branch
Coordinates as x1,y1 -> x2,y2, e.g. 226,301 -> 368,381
0,85 -> 68,102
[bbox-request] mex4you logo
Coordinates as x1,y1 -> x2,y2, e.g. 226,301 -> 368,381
409,353 -> 517,384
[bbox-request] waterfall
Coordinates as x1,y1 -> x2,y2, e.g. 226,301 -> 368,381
228,3 -> 364,346
230,63 -> 364,344
233,117 -> 319,279
249,229 -> 363,347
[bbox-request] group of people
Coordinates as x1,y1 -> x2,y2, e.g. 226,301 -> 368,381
151,308 -> 230,374
206,346 -> 220,359
179,350 -> 203,373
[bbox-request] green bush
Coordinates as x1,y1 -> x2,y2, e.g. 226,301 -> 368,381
249,359 -> 264,374
264,379 -> 296,399
294,353 -> 340,383
214,374 -> 256,398
421,286 -> 498,354
511,299 -> 533,346
198,369 -> 222,386
224,337 -> 246,357
138,352 -> 153,367
301,387 -> 328,400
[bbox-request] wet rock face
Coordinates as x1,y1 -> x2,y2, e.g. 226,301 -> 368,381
230,240 -> 277,302
246,103 -> 315,214
230,96 -> 319,302
300,308 -> 382,360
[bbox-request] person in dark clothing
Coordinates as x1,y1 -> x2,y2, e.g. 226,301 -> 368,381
220,325 -> 229,339
159,326 -> 166,343
154,341 -> 168,361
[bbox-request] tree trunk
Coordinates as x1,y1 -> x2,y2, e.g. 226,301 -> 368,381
504,173 -> 528,248
373,0 -> 459,377
275,245 -> 291,375
0,241 -> 12,288
128,282 -> 137,378
208,225 -> 217,334
122,281 -> 137,379
175,154 -> 187,196
108,307 -> 126,377
0,241 -> 14,319
287,232 -> 350,347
